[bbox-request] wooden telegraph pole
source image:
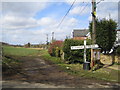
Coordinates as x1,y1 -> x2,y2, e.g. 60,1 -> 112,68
52,32 -> 54,43
92,0 -> 96,44
91,0 -> 96,68
46,34 -> 48,45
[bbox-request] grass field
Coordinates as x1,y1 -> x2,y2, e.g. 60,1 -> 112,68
3,45 -> 40,57
2,45 -> 120,82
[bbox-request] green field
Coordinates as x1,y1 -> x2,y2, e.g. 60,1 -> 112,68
3,45 -> 40,57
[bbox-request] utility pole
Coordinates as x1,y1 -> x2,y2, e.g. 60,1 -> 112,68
109,13 -> 111,19
46,34 -> 48,45
91,0 -> 96,68
52,32 -> 54,43
92,0 -> 96,44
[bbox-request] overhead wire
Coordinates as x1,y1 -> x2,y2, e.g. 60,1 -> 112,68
75,2 -> 90,29
97,0 -> 104,4
79,2 -> 90,15
57,0 -> 105,29
57,0 -> 77,28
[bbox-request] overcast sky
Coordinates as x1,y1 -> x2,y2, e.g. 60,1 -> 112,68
1,0 -> 119,45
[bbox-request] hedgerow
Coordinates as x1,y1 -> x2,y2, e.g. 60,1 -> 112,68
63,39 -> 91,64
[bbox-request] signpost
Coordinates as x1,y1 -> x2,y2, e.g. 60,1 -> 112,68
71,41 -> 98,63
71,44 -> 99,50
71,39 -> 100,68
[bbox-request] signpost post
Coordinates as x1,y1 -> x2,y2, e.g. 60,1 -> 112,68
84,38 -> 87,63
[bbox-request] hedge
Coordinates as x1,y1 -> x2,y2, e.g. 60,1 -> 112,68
63,39 -> 91,64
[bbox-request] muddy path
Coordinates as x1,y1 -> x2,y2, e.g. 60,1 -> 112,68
2,56 -> 120,88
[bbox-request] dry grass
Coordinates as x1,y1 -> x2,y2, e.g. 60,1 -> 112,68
100,54 -> 120,65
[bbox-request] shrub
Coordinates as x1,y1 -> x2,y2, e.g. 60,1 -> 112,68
48,40 -> 63,57
63,39 -> 91,64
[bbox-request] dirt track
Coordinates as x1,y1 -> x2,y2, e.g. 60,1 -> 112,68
2,56 -> 120,88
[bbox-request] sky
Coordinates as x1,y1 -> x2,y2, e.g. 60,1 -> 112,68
1,0 -> 119,45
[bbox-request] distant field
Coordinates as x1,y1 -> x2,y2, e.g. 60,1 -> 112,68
3,45 -> 40,56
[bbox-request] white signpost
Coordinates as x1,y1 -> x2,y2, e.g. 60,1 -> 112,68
71,44 -> 99,50
71,40 -> 99,63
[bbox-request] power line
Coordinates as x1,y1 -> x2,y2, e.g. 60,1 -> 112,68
57,0 -> 104,29
97,0 -> 104,4
76,2 -> 90,28
79,2 -> 89,15
57,0 -> 76,28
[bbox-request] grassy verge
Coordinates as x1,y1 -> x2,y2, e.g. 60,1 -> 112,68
39,49 -> 64,64
39,49 -> 120,83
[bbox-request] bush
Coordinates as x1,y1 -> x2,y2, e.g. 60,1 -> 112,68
63,39 -> 91,64
48,41 -> 63,57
